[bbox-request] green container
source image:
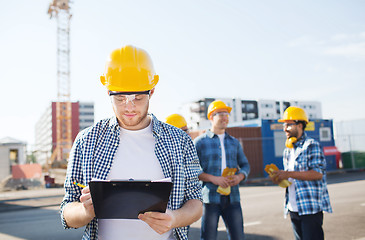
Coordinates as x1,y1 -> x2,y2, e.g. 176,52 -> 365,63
341,151 -> 365,169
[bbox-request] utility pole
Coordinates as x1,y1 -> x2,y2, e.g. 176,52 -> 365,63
47,0 -> 72,166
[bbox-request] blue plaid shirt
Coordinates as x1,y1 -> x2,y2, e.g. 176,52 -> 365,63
193,130 -> 250,204
60,114 -> 202,240
283,133 -> 332,216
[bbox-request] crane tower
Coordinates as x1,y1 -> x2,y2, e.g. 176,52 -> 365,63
47,0 -> 72,165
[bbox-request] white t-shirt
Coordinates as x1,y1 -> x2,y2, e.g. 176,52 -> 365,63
218,134 -> 227,174
98,122 -> 173,240
287,148 -> 298,212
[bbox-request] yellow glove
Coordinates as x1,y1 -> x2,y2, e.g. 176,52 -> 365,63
217,167 -> 237,195
265,163 -> 292,188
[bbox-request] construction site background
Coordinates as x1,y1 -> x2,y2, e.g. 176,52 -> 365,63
1,132 -> 364,192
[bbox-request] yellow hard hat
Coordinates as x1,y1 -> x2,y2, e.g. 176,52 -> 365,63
100,45 -> 159,92
165,114 -> 187,129
207,100 -> 232,119
278,106 -> 309,123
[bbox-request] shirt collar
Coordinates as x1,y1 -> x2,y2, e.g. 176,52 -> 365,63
109,116 -> 119,130
150,113 -> 163,138
206,129 -> 229,139
294,132 -> 307,147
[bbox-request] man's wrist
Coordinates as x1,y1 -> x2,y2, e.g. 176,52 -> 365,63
286,171 -> 294,179
239,173 -> 245,181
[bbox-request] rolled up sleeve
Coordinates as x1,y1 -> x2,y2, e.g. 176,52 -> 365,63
59,132 -> 85,229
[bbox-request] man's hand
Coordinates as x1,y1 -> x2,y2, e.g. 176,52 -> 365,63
79,186 -> 95,219
271,170 -> 289,183
228,174 -> 245,187
63,186 -> 96,228
138,209 -> 175,235
138,199 -> 202,234
211,176 -> 231,188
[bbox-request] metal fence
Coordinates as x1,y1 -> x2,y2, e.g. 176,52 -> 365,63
334,134 -> 365,169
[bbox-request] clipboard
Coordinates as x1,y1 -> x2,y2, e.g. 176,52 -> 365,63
89,180 -> 173,219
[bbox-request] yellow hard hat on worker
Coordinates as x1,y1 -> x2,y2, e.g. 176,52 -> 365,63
165,114 -> 187,129
100,45 -> 159,92
207,100 -> 232,119
278,106 -> 309,123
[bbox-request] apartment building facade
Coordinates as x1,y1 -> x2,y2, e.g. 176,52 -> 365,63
181,98 -> 322,130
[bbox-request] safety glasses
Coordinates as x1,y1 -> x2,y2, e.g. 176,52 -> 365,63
109,90 -> 150,106
212,112 -> 230,117
282,122 -> 298,129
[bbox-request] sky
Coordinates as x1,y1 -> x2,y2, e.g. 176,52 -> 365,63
1,0 -> 364,149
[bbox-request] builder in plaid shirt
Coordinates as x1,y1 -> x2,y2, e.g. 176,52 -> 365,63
60,45 -> 202,240
194,100 -> 250,240
271,106 -> 332,240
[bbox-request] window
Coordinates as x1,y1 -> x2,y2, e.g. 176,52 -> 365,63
80,105 -> 94,109
242,113 -> 247,120
80,119 -> 94,123
9,149 -> 19,165
320,127 -> 331,141
247,103 -> 255,111
80,112 -> 94,116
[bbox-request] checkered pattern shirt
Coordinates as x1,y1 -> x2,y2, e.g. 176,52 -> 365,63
283,133 -> 333,216
193,130 -> 250,204
60,114 -> 202,240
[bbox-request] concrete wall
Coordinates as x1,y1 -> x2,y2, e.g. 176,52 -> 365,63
12,164 -> 42,179
0,142 -> 27,181
0,147 -> 11,180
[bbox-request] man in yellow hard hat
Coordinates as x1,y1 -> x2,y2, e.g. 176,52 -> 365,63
60,45 -> 202,240
165,114 -> 189,133
193,100 -> 250,240
270,106 -> 332,240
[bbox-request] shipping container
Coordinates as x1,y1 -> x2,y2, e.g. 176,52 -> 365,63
190,127 -> 263,179
261,119 -> 338,177
225,127 -> 263,178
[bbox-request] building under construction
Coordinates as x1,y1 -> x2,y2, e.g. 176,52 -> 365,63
34,102 -> 94,167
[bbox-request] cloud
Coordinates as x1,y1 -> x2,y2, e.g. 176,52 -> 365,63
324,32 -> 365,60
324,42 -> 365,60
330,34 -> 350,42
330,32 -> 365,42
288,36 -> 315,47
289,33 -> 365,60
314,63 -> 337,73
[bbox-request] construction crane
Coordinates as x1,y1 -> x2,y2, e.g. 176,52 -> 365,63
47,0 -> 72,168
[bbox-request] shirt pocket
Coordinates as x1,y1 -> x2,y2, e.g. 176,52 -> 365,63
295,152 -> 308,171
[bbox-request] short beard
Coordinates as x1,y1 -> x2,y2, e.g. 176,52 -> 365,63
116,102 -> 150,129
120,110 -> 148,127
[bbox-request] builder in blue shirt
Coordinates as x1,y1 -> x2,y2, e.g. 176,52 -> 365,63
271,106 -> 332,240
194,100 -> 250,240
60,45 -> 202,240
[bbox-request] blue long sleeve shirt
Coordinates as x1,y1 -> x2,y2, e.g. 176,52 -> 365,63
194,130 -> 250,204
283,133 -> 332,216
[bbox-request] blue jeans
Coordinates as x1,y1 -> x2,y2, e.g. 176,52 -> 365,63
201,196 -> 245,240
289,211 -> 324,240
